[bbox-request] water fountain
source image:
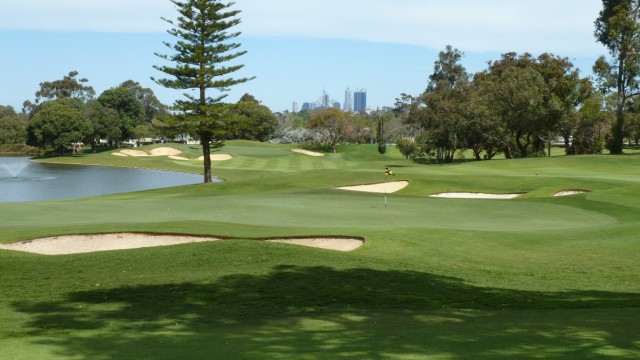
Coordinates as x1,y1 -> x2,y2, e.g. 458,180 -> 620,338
0,157 -> 32,181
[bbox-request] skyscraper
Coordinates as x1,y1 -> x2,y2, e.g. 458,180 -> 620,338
344,87 -> 353,112
354,89 -> 367,113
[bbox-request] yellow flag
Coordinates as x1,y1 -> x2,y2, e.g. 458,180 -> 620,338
385,168 -> 395,176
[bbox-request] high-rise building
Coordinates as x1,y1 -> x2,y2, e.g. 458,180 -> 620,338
292,101 -> 299,113
344,87 -> 353,112
322,90 -> 330,108
354,89 -> 367,113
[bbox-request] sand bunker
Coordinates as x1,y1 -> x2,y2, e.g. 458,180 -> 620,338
119,149 -> 148,157
430,192 -> 523,199
292,149 -> 325,157
267,238 -> 363,252
168,155 -> 190,161
197,154 -> 233,161
554,190 -> 588,197
112,152 -> 128,157
336,181 -> 409,194
150,147 -> 182,156
0,233 -> 218,255
0,233 -> 364,255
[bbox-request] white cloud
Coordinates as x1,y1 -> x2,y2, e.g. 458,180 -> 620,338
1,0 -> 604,55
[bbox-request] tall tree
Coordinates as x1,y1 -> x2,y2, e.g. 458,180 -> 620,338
307,108 -> 348,153
119,80 -> 169,122
98,87 -> 146,144
154,0 -> 253,183
411,46 -> 469,163
26,98 -> 93,154
594,0 -> 640,154
23,71 -> 95,115
226,95 -> 277,141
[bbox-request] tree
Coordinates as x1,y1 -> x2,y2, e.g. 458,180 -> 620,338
0,105 -> 16,118
410,46 -> 469,163
594,0 -> 640,154
23,71 -> 95,115
0,115 -> 27,145
84,100 -> 120,151
154,0 -> 253,183
119,80 -> 169,122
98,87 -> 146,144
307,108 -> 348,153
26,98 -> 93,154
226,95 -> 277,141
377,111 -> 386,154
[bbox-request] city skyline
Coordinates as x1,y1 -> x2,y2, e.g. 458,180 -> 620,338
294,88 -> 368,113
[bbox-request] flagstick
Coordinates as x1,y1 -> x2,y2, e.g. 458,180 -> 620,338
384,175 -> 388,209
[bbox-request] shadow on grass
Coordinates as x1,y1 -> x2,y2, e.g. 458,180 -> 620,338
11,266 -> 640,359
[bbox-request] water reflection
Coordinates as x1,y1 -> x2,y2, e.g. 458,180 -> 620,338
0,157 -> 205,202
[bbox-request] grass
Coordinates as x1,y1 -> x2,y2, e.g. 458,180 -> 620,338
1,140 -> 639,359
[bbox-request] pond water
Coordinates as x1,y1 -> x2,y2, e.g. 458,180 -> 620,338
0,157 -> 206,202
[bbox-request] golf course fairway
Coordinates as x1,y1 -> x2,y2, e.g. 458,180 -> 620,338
0,141 -> 638,359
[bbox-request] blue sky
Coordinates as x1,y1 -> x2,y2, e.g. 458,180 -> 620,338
1,0 -> 606,113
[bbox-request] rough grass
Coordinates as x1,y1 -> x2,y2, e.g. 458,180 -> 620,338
0,141 -> 639,359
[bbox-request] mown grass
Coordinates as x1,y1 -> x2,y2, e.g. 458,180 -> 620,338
1,141 -> 639,359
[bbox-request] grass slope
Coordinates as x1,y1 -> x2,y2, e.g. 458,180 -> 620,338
0,141 -> 639,359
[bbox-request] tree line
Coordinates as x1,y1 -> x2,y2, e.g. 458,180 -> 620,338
0,71 -> 277,155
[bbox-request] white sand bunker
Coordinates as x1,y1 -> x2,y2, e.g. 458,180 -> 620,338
554,190 -> 588,197
113,147 -> 183,158
0,233 -> 364,255
168,155 -> 190,161
0,233 -> 219,255
292,149 -> 325,157
430,192 -> 523,199
150,147 -> 182,156
267,238 -> 364,252
336,181 -> 409,194
197,154 -> 233,161
119,149 -> 148,157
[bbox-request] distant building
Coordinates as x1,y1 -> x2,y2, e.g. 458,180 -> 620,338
302,102 -> 312,111
322,90 -> 330,108
344,87 -> 353,112
333,102 -> 341,109
354,89 -> 367,113
292,101 -> 299,113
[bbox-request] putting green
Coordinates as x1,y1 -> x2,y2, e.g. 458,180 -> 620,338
0,192 -> 615,233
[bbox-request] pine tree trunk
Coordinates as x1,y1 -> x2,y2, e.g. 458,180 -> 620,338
201,134 -> 212,183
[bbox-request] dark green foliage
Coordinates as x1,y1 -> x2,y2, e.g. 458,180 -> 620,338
154,0 -> 253,183
98,87 -> 146,142
0,105 -> 16,118
226,95 -> 278,141
84,100 -> 121,151
410,46 -> 469,163
119,80 -> 169,122
377,112 -> 386,154
0,106 -> 27,145
26,98 -> 93,154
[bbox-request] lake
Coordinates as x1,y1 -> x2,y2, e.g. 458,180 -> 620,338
0,157 -> 206,202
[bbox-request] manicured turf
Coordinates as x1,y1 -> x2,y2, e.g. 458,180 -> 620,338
1,141 -> 639,359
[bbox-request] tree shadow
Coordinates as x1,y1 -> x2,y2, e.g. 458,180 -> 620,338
10,266 -> 640,359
